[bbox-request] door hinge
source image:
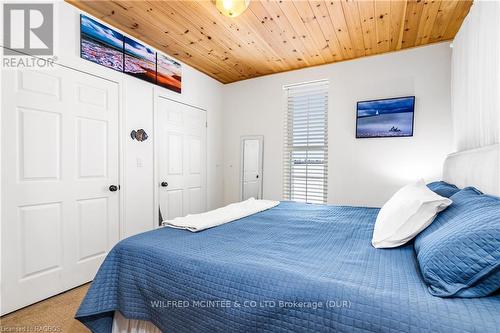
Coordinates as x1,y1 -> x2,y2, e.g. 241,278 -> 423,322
205,121 -> 208,128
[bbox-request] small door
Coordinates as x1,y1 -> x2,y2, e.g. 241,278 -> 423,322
157,97 -> 207,221
241,136 -> 264,200
1,67 -> 120,315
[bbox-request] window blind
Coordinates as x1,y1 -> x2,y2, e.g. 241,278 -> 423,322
283,80 -> 329,204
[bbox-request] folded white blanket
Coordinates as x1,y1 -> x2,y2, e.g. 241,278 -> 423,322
162,198 -> 280,232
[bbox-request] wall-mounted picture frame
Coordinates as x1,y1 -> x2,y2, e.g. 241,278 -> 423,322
157,53 -> 182,93
124,36 -> 156,84
80,15 -> 124,72
356,96 -> 415,138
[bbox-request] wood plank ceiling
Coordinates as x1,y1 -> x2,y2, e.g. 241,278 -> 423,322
66,0 -> 472,84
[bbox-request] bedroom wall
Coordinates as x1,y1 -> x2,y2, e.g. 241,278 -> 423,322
451,0 -> 500,151
222,43 -> 453,208
54,2 -> 224,236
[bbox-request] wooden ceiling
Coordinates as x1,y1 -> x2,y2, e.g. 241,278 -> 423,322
66,0 -> 472,84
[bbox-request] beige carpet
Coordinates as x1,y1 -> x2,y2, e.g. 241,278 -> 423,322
0,284 -> 90,333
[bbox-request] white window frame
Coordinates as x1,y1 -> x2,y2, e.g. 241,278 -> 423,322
283,80 -> 329,204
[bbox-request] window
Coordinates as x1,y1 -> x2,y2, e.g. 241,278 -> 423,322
283,80 -> 329,204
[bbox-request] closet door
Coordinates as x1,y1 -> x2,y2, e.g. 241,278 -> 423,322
157,97 -> 207,221
1,67 -> 120,315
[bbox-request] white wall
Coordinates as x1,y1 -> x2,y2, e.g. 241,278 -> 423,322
222,43 -> 453,208
55,2 -> 224,236
451,0 -> 500,151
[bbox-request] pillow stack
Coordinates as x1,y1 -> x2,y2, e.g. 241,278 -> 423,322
373,179 -> 500,298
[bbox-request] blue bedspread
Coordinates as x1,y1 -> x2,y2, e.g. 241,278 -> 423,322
76,202 -> 500,332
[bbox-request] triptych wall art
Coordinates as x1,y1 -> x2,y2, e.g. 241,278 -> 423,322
80,15 -> 182,93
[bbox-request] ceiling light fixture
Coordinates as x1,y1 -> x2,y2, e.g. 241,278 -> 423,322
215,0 -> 250,18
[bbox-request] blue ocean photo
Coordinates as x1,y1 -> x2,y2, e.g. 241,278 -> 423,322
80,15 -> 124,71
356,96 -> 415,138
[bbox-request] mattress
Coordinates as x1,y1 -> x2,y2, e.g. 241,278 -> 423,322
76,202 -> 500,332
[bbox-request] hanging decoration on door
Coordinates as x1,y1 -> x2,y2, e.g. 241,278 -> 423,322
130,129 -> 148,142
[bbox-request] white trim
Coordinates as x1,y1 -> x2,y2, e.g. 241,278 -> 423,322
153,89 -> 160,228
118,72 -> 126,239
282,79 -> 329,90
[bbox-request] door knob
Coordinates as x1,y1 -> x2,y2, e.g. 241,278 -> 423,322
256,175 -> 259,179
109,185 -> 119,192
161,182 -> 169,187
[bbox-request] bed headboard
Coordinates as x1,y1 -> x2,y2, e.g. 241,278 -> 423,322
443,144 -> 500,196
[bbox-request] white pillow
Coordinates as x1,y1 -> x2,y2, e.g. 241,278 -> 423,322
372,179 -> 452,248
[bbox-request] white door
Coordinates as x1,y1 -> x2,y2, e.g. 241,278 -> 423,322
157,97 -> 207,221
241,137 -> 263,200
1,67 -> 120,315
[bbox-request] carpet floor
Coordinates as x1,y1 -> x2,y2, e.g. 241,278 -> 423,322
0,284 -> 90,333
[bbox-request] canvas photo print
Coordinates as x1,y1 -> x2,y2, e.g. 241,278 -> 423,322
157,53 -> 182,93
356,96 -> 415,138
80,15 -> 124,71
124,37 -> 156,84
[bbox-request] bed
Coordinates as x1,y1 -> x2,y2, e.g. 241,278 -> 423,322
76,144 -> 500,333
